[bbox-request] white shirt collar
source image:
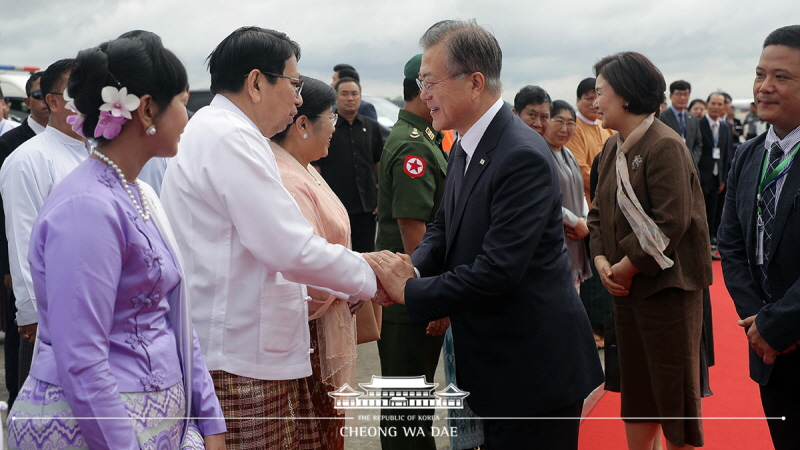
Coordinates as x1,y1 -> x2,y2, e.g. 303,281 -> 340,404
576,110 -> 598,126
459,97 -> 504,168
764,124 -> 800,156
44,125 -> 89,150
669,106 -> 686,117
27,115 -> 46,135
705,115 -> 721,128
211,94 -> 263,138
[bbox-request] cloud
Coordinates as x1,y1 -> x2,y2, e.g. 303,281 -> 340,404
1,0 -> 792,105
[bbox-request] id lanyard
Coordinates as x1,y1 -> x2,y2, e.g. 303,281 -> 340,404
756,142 -> 800,265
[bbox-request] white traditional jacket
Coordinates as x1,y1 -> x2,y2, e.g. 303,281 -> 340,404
161,95 -> 376,381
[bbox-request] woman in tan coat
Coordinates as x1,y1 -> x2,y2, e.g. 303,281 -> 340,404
588,52 -> 712,450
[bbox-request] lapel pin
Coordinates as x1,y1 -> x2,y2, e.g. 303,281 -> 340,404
479,159 -> 485,165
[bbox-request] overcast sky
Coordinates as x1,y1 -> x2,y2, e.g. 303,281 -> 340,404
1,0 -> 794,106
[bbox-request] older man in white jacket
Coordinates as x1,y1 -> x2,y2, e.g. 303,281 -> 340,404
161,27 -> 378,449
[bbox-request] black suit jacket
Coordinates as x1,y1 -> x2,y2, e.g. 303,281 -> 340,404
698,117 -> 734,194
405,105 -> 603,416
718,133 -> 800,385
660,108 -> 703,171
0,120 -> 37,274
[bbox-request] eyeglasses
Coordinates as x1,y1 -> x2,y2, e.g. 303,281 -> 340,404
261,71 -> 303,96
551,118 -> 577,130
416,73 -> 464,94
318,113 -> 338,123
30,90 -> 44,100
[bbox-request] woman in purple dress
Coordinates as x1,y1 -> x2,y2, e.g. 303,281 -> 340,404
6,32 -> 226,449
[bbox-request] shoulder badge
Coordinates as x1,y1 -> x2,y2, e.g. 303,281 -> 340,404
425,127 -> 436,141
410,128 -> 420,139
404,155 -> 426,178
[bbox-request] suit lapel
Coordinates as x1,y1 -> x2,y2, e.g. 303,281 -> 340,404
445,108 -> 510,251
736,140 -> 767,273
661,109 -> 678,131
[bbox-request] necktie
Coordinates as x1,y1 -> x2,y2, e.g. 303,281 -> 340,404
711,122 -> 719,176
450,141 -> 466,206
759,142 -> 785,299
678,111 -> 686,137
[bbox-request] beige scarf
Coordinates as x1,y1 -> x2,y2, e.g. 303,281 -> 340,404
271,143 -> 357,394
615,115 -> 674,270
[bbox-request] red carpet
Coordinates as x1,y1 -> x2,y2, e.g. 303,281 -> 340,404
579,261 -> 773,449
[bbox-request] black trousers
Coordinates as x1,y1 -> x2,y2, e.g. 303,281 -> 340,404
703,188 -> 719,241
760,351 -> 800,450
482,400 -> 583,450
377,320 -> 445,450
349,212 -> 376,253
3,286 -> 19,408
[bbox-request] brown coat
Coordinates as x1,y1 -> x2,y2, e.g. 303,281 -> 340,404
588,119 -> 712,299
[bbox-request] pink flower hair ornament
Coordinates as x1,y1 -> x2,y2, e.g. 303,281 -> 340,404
63,89 -> 87,138
63,86 -> 141,140
94,111 -> 127,139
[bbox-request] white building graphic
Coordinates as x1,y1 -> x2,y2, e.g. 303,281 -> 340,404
328,375 -> 469,409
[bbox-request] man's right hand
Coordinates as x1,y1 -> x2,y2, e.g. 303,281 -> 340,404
18,323 -> 37,344
4,274 -> 12,290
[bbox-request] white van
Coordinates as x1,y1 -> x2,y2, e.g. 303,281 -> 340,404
0,66 -> 40,121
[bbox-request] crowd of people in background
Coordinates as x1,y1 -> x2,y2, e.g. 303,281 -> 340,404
0,19 -> 797,450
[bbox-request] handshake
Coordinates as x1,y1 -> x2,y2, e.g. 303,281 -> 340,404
363,250 -> 416,307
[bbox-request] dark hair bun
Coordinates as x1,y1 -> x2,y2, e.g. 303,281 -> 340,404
66,31 -> 188,142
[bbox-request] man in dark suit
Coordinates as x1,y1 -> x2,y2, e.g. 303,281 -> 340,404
660,80 -> 703,170
698,92 -> 734,253
330,64 -> 378,122
367,19 -> 603,450
661,80 -> 717,395
718,25 -> 800,450
0,71 -> 47,409
313,77 -> 384,252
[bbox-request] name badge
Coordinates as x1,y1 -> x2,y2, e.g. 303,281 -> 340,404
712,147 -> 721,160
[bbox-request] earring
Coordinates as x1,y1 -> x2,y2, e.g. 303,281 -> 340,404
146,125 -> 157,136
303,133 -> 308,139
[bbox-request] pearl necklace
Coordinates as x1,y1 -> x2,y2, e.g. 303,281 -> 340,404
92,149 -> 151,221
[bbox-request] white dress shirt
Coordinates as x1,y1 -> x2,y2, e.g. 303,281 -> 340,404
138,156 -> 169,197
0,118 -> 20,136
0,126 -> 89,326
459,97 -> 504,170
27,115 -> 46,135
160,94 -> 376,381
763,124 -> 800,205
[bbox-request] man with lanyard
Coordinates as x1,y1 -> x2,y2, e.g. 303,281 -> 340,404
660,80 -> 703,172
718,24 -> 800,450
699,92 -> 734,258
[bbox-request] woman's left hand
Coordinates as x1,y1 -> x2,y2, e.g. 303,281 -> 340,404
204,433 -> 226,450
565,218 -> 590,240
610,257 -> 639,291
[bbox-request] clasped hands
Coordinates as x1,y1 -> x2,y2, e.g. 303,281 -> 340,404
594,255 -> 637,297
738,315 -> 800,365
363,250 -> 416,307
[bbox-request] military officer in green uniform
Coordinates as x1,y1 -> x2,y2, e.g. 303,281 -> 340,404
375,54 -> 450,450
